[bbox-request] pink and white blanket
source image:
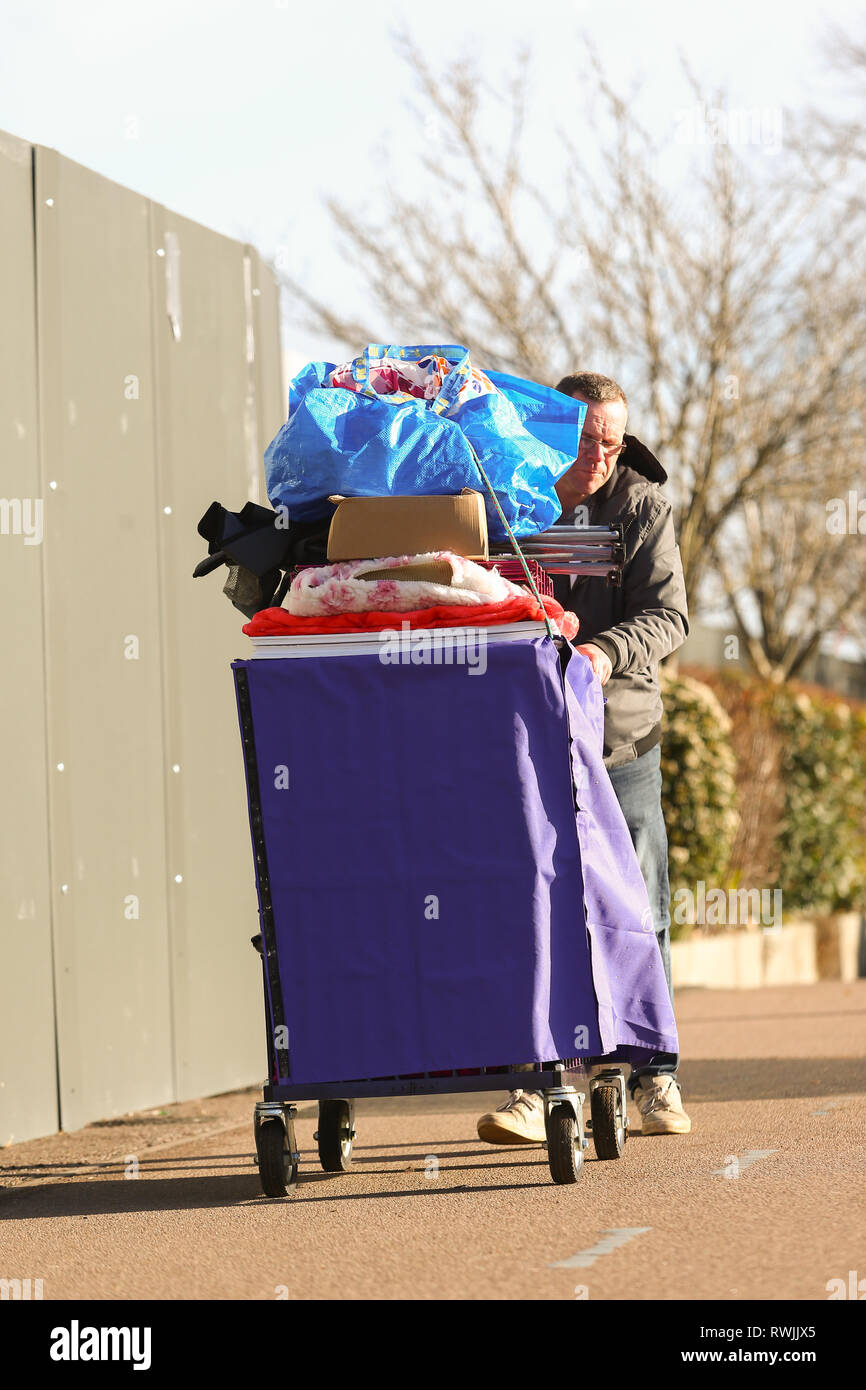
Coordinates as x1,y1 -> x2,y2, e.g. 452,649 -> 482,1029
287,551 -> 524,617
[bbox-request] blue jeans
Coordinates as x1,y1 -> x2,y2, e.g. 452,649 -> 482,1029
606,743 -> 680,1092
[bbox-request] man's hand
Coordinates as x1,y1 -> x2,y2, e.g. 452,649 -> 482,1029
576,642 -> 612,685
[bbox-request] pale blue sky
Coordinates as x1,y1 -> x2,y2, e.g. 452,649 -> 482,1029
1,0 -> 861,373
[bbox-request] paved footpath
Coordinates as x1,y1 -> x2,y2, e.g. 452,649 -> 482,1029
2,980 -> 864,1301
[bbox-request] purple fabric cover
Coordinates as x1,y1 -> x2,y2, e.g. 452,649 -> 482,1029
233,638 -> 677,1084
560,648 -> 679,1059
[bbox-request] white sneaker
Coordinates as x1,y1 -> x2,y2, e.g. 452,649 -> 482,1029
633,1075 -> 691,1135
477,1089 -> 546,1145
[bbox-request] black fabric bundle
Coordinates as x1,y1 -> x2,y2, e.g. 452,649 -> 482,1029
193,501 -> 331,618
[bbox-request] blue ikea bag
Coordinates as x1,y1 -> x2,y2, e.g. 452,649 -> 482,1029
486,370 -> 587,460
264,345 -> 586,540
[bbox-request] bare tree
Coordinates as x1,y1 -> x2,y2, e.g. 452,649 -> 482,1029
274,33 -> 866,680
795,22 -> 866,213
709,493 -> 866,682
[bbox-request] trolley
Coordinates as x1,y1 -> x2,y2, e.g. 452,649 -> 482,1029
234,633 -> 631,1197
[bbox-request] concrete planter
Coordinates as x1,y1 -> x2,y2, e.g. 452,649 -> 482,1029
813,912 -> 866,982
671,914 -> 866,989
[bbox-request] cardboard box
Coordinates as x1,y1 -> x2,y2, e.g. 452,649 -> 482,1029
326,490 -> 489,561
355,559 -> 455,585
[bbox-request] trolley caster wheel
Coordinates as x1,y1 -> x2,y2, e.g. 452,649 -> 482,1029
317,1099 -> 355,1173
590,1082 -> 627,1159
545,1104 -> 585,1185
256,1118 -> 298,1197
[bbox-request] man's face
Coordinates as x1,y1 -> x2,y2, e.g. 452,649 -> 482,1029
563,394 -> 628,496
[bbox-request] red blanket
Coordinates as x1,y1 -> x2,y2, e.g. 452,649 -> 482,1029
243,593 -> 578,639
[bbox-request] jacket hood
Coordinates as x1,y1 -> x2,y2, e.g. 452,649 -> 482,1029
619,434 -> 667,484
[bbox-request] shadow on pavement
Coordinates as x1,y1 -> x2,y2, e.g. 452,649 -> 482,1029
4,1055 -> 862,1218
2,1163 -> 560,1218
1,1154 -> 254,1179
279,1180 -> 553,1205
0,1171 -> 332,1219
676,1057 -> 866,1101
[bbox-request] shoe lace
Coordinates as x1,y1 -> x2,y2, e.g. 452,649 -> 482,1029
640,1078 -> 679,1115
508,1088 -> 541,1115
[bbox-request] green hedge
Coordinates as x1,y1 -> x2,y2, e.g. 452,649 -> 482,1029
661,668 -> 866,927
659,670 -> 740,937
771,687 -> 866,913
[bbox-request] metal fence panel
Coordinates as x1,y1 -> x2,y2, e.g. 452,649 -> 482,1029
149,208 -> 282,1102
1,133 -> 284,1139
34,145 -> 175,1133
0,132 -> 59,1144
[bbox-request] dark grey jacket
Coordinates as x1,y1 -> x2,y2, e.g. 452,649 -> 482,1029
552,436 -> 689,768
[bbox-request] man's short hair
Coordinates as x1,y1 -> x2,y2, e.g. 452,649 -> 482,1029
554,372 -> 627,409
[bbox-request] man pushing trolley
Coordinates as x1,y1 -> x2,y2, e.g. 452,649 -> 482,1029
197,343 -> 680,1195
